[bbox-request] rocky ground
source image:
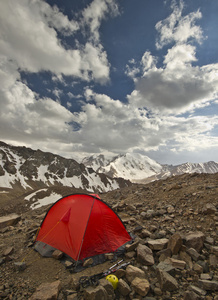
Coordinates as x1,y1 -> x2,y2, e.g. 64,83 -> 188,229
0,172 -> 218,299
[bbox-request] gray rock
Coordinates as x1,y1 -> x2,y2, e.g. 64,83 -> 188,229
184,232 -> 205,252
14,262 -> 27,272
84,285 -> 108,300
183,290 -> 201,300
29,280 -> 61,300
157,269 -> 179,291
202,203 -> 217,214
3,247 -> 14,256
147,238 -> 169,251
156,261 -> 176,276
0,214 -> 21,229
99,278 -> 115,300
186,248 -> 200,261
198,279 -> 218,291
188,285 -> 207,296
117,279 -> 131,296
137,244 -> 155,266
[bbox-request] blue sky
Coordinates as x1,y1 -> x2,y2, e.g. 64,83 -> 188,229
0,0 -> 217,165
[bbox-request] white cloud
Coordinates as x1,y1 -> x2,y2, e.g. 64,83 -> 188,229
155,0 -> 203,49
128,2 -> 218,115
68,89 -> 218,158
0,0 -> 217,164
0,0 -> 114,82
82,0 -> 119,43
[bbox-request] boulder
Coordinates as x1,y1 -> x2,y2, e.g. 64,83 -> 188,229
156,261 -> 176,276
131,277 -> 150,296
0,214 -> 21,229
14,262 -> 27,272
117,279 -> 131,296
186,248 -> 200,261
188,285 -> 207,296
183,290 -> 201,300
52,250 -> 63,260
179,251 -> 193,269
3,247 -> 14,256
147,238 -> 168,251
167,233 -> 182,254
99,279 -> 115,300
125,265 -> 145,282
184,232 -> 205,252
168,258 -> 186,269
84,285 -> 108,300
198,280 -> 218,291
30,280 -> 61,300
137,244 -> 155,265
202,203 -> 217,214
157,269 -> 179,291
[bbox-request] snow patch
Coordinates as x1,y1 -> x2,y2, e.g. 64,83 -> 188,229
30,192 -> 62,210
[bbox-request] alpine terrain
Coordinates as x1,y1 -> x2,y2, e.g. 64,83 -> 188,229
82,153 -> 218,183
0,172 -> 218,299
0,141 -> 131,193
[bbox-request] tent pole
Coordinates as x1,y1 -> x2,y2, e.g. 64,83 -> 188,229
75,196 -> 96,267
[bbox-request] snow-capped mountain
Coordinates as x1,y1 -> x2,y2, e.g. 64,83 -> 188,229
0,142 -> 131,193
1,141 -> 217,193
82,153 -> 162,181
82,153 -> 218,183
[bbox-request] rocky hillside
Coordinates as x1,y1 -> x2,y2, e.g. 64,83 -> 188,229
0,172 -> 217,299
0,141 -> 131,194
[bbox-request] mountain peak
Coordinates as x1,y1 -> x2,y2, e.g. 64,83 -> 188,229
82,153 -> 218,183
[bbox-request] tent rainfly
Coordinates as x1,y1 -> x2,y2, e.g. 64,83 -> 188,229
35,194 -> 131,261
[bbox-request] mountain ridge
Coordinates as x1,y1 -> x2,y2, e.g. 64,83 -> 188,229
82,152 -> 218,183
0,141 -> 217,195
0,141 -> 131,194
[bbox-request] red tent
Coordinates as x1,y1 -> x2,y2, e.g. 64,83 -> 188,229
36,194 -> 131,261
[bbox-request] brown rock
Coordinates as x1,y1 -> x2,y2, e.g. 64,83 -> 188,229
83,258 -> 93,267
126,240 -> 139,252
147,238 -> 168,251
30,280 -> 61,300
202,203 -> 217,214
131,277 -> 150,296
198,280 -> 218,291
183,290 -> 201,300
117,279 -> 131,296
184,232 -> 205,252
168,258 -> 186,269
167,233 -> 182,254
179,251 -> 193,269
0,214 -> 21,229
99,278 -> 115,299
52,250 -> 63,260
137,244 -> 154,265
3,247 -> 14,256
84,285 -> 108,300
125,265 -> 145,283
157,269 -> 179,291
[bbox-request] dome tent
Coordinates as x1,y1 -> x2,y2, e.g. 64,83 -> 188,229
35,194 -> 131,261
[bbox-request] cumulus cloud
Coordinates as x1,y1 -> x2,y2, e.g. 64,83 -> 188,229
82,0 -> 119,43
66,89 -> 218,158
0,0 -> 115,82
127,1 -> 218,115
155,0 -> 203,49
0,0 -> 217,164
0,0 -> 118,154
